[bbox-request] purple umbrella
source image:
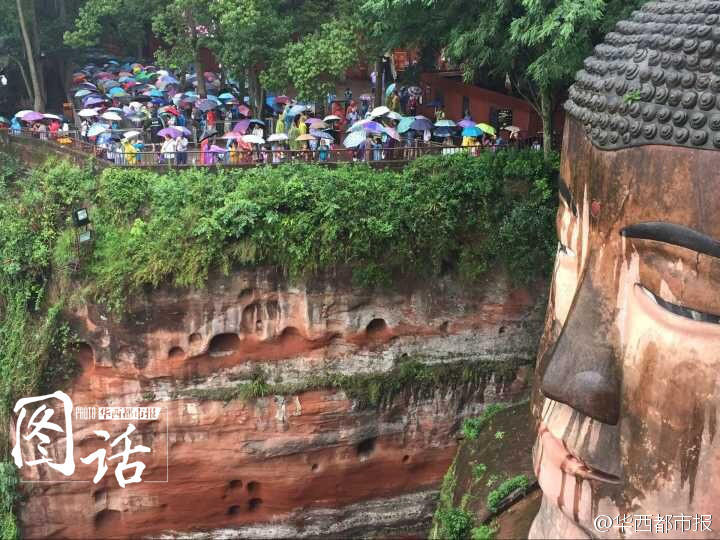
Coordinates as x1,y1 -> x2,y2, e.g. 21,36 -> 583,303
84,96 -> 107,106
22,112 -> 44,122
458,119 -> 476,128
196,99 -> 218,111
209,145 -> 227,153
410,116 -> 433,131
176,126 -> 192,137
232,119 -> 251,133
304,117 -> 322,124
158,127 -> 182,138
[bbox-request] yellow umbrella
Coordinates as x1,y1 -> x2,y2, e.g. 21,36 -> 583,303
477,123 -> 496,136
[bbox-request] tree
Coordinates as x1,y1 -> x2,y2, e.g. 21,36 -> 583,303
14,0 -> 44,111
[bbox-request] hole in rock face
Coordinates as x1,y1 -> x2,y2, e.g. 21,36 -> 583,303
189,333 -> 202,344
278,326 -> 302,342
208,333 -> 241,357
93,489 -> 106,503
238,288 -> 255,303
73,342 -> 94,366
499,326 -> 506,335
227,505 -> 241,516
402,455 -> 410,463
439,321 -> 449,333
229,479 -> 242,489
247,481 -> 259,493
94,509 -> 121,528
168,346 -> 185,359
266,300 -> 279,319
356,437 -> 376,459
311,463 -> 319,472
242,303 -> 261,333
248,498 -> 262,512
366,318 -> 387,336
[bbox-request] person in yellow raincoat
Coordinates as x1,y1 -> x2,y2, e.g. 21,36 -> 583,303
289,117 -> 301,151
298,113 -> 308,136
122,139 -> 138,165
276,108 -> 287,134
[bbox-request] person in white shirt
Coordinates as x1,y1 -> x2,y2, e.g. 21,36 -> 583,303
175,135 -> 188,165
160,135 -> 177,164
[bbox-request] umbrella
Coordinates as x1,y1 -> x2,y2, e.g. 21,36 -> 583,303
236,105 -> 250,116
462,126 -> 483,137
352,120 -> 384,134
175,126 -> 192,137
0,116 -> 9,124
435,128 -> 454,138
288,105 -> 307,116
410,116 -> 433,131
275,95 -> 291,104
74,89 -> 93,98
209,145 -> 226,153
504,125 -> 521,133
108,87 -> 127,97
370,106 -> 390,118
386,111 -> 402,121
267,133 -> 288,142
359,94 -> 373,101
477,123 -> 496,136
159,105 -> 180,116
197,100 -> 218,112
43,113 -> 62,121
206,95 -> 221,103
323,115 -> 341,122
310,121 -> 328,130
14,110 -> 33,118
343,130 -> 367,148
148,89 -> 165,98
310,130 -> 334,140
101,112 -> 123,122
103,80 -> 121,89
218,92 -> 236,101
84,96 -> 107,106
118,76 -> 135,83
304,117 -> 321,125
397,117 -> 414,133
233,120 -> 252,133
248,118 -> 265,126
22,112 -> 44,122
221,131 -> 244,140
87,123 -> 108,137
242,134 -> 265,145
383,127 -> 401,141
123,130 -> 141,139
78,109 -> 99,118
295,134 -> 316,141
408,86 -> 422,96
158,127 -> 182,138
457,119 -> 476,128
385,83 -> 396,97
435,119 -> 456,127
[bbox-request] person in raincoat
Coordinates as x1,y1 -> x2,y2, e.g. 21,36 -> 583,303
288,117 -> 301,152
298,113 -> 308,136
276,108 -> 287,134
122,139 -> 138,165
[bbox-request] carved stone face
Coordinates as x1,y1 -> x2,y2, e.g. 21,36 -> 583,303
529,116 -> 720,538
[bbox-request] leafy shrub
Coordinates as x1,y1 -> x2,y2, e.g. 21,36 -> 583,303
0,462 -> 18,540
471,524 -> 497,540
472,463 -> 487,479
461,403 -> 505,440
437,507 -> 474,540
487,474 -> 530,513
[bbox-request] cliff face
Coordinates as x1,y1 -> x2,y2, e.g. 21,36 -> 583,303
18,269 -> 545,539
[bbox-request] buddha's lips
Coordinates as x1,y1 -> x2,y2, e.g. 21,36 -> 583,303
536,422 -> 621,484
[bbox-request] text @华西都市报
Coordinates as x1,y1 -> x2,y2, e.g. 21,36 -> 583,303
593,514 -> 712,534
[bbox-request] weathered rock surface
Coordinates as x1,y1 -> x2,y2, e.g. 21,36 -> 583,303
18,269 -> 545,538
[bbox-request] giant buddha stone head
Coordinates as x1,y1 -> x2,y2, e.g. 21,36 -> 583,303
530,1 -> 720,538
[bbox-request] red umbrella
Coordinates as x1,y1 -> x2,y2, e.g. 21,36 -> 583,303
275,95 -> 290,104
95,72 -> 114,80
160,105 -> 180,116
237,105 -> 250,116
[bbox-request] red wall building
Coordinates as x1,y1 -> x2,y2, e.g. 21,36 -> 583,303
418,72 -> 545,138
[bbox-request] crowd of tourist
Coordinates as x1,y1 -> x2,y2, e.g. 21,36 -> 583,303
1,59 -> 537,166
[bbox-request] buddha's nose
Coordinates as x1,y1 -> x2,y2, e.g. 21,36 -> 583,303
540,273 -> 620,425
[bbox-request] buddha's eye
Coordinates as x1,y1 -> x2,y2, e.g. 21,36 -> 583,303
640,285 -> 720,324
558,242 -> 575,257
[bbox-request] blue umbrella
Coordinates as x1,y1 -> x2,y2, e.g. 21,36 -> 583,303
288,105 -> 307,117
118,76 -> 135,83
108,87 -> 127,97
385,83 -> 396,97
87,123 -> 108,137
310,129 -> 334,140
462,126 -> 483,137
206,95 -> 221,103
219,92 -> 236,101
410,116 -> 433,131
149,89 -> 165,98
397,117 -> 414,133
74,89 -> 92,98
343,130 -> 367,148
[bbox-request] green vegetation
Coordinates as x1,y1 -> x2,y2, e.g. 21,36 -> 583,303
435,507 -> 474,540
487,474 -> 530,513
461,404 -> 506,440
471,524 -> 497,540
471,463 -> 487,480
180,357 -> 528,408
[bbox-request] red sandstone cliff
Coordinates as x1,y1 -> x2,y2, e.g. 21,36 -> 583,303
17,270 -> 544,538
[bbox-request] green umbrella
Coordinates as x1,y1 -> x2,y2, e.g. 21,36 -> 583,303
397,116 -> 414,133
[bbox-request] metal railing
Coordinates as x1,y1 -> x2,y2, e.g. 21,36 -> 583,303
2,127 -> 514,168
